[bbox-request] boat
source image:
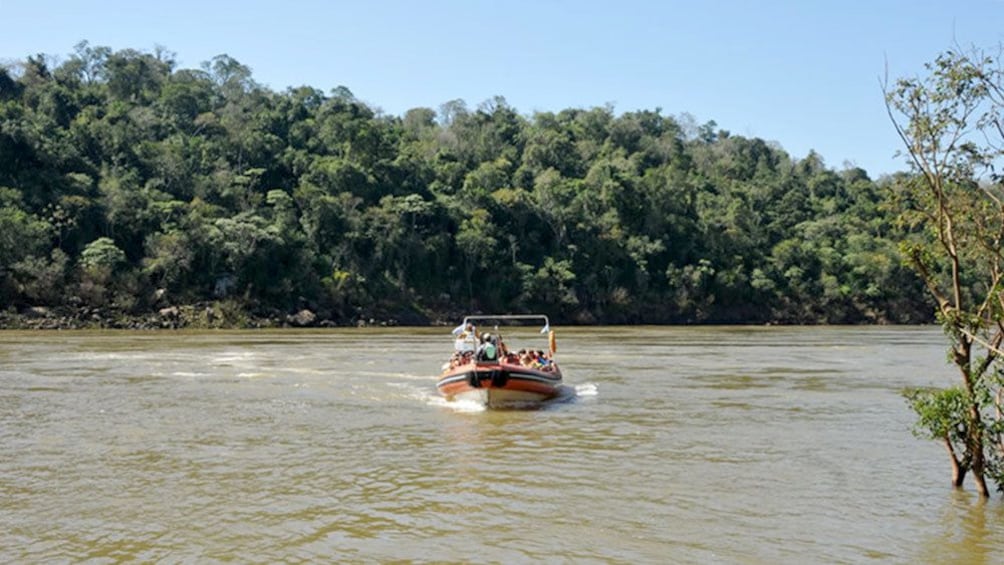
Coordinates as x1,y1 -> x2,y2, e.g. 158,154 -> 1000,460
437,314 -> 563,407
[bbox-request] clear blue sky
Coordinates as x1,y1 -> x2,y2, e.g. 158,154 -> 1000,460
3,0 -> 1004,178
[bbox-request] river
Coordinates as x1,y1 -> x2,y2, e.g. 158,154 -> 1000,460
2,326 -> 1002,563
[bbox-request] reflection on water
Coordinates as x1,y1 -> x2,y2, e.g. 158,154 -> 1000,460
1,326 -> 1003,562
918,491 -> 1004,565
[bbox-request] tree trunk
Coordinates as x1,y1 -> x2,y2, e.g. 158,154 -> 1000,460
969,407 -> 991,498
973,465 -> 990,497
959,341 -> 991,498
944,437 -> 966,488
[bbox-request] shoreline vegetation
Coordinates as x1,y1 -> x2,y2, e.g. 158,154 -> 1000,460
0,303 -> 914,330
0,311 -> 914,331
0,302 -> 442,330
0,303 -> 367,330
2,43 -> 937,329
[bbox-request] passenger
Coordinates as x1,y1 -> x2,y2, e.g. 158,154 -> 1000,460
520,351 -> 533,367
450,351 -> 468,368
454,334 -> 473,353
527,350 -> 541,369
477,333 -> 497,361
454,323 -> 478,352
533,350 -> 551,369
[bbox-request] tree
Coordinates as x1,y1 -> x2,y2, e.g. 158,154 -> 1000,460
0,190 -> 53,304
104,48 -> 173,103
78,236 -> 127,307
885,45 -> 1004,497
455,208 -> 499,306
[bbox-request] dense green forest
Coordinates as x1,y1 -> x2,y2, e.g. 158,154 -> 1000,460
0,43 -> 932,328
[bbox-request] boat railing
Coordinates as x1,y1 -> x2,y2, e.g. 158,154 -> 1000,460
459,314 -> 550,332
451,313 -> 557,366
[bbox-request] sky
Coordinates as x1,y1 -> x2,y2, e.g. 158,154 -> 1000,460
2,0 -> 1004,178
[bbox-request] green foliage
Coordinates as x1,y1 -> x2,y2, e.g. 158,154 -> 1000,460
12,249 -> 68,305
904,386 -> 969,443
0,199 -> 52,267
0,41 -> 939,327
519,257 -> 578,310
79,237 -> 126,270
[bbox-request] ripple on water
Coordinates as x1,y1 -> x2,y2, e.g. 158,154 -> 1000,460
0,327 -> 1001,563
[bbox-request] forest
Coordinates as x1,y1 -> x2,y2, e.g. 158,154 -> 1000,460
0,42 -> 933,328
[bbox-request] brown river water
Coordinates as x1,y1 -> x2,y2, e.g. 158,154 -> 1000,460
2,326 -> 1003,563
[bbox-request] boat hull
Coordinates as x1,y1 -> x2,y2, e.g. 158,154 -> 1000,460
437,362 -> 563,406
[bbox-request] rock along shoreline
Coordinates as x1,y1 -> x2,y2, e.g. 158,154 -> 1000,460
0,304 -> 438,331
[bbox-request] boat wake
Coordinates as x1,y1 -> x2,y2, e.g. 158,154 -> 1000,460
427,394 -> 489,413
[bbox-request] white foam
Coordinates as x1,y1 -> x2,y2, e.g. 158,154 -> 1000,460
211,351 -> 259,368
394,372 -> 440,381
171,371 -> 208,377
425,394 -> 487,413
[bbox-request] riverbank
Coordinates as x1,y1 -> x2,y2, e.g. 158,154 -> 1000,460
0,300 -> 921,330
0,304 -> 426,330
